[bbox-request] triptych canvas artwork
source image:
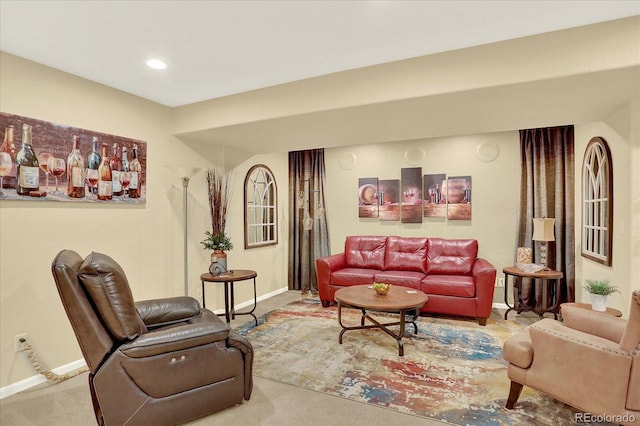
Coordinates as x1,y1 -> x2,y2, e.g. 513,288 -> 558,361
358,167 -> 471,222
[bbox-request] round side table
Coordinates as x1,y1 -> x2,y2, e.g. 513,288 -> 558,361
503,266 -> 564,319
200,270 -> 258,326
561,302 -> 622,317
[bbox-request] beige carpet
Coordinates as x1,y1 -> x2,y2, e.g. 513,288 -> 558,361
0,291 -> 535,425
1,371 -> 445,426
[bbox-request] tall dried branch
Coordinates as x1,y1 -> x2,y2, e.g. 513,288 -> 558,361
207,168 -> 231,236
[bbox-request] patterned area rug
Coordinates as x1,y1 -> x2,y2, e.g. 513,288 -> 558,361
237,298 -> 582,425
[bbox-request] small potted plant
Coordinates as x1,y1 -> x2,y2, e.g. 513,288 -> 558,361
583,279 -> 619,311
200,230 -> 233,252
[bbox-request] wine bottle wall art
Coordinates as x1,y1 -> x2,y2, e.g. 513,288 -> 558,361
0,112 -> 146,203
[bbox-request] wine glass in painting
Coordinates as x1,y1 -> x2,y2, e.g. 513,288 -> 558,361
86,169 -> 98,200
38,152 -> 52,191
119,171 -> 131,201
0,152 -> 12,198
47,156 -> 65,194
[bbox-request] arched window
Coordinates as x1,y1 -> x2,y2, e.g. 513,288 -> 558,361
244,164 -> 278,249
581,137 -> 613,266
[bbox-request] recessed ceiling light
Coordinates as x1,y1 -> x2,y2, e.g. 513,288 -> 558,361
146,59 -> 167,70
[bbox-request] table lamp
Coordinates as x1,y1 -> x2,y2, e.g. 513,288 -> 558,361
532,217 -> 555,269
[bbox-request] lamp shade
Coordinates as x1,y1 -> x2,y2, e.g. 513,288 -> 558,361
532,218 -> 555,242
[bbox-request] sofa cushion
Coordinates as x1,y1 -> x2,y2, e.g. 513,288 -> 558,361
383,236 -> 428,273
78,252 -> 147,341
426,238 -> 477,275
331,268 -> 378,286
344,236 -> 387,270
373,270 -> 424,290
421,275 -> 475,297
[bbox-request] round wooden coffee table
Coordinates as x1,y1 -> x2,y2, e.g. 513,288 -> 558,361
334,285 -> 428,356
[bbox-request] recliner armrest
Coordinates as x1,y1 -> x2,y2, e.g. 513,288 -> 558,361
120,316 -> 230,358
228,330 -> 254,400
136,296 -> 202,328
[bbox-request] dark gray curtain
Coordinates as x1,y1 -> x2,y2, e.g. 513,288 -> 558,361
288,149 -> 330,293
516,125 -> 575,310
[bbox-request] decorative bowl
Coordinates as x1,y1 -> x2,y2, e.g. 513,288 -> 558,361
372,282 -> 391,296
515,262 -> 544,273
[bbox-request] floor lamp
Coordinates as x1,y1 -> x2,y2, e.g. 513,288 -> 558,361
178,167 -> 202,297
182,176 -> 190,296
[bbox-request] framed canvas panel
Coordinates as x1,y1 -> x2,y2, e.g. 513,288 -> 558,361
358,177 -> 379,218
400,167 -> 422,223
447,175 -> 471,220
423,173 -> 446,218
378,179 -> 400,221
0,112 -> 146,203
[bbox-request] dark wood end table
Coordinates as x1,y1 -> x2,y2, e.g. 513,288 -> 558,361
334,285 -> 428,356
503,266 -> 564,320
200,270 -> 258,326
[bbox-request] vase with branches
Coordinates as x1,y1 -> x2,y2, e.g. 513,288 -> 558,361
201,169 -> 233,270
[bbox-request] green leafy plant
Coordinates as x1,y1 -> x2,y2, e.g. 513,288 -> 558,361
583,279 -> 619,296
200,230 -> 233,252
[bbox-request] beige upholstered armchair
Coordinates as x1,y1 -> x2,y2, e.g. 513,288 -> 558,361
503,290 -> 640,425
52,250 -> 253,426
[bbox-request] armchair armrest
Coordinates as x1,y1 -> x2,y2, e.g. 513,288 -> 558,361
120,317 -> 230,358
472,258 -> 497,318
527,319 -> 631,411
136,296 -> 201,328
561,304 -> 626,344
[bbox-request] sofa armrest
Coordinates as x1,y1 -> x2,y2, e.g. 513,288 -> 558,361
526,319 -> 631,410
561,304 -> 627,344
472,258 -> 497,318
136,296 -> 202,328
316,253 -> 346,303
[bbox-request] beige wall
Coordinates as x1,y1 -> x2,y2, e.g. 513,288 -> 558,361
324,117 -> 638,317
324,132 -> 521,299
1,35 -> 638,392
574,100 -> 639,316
0,53 -> 288,389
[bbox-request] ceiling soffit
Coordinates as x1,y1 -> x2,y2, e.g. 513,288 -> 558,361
172,17 -> 640,153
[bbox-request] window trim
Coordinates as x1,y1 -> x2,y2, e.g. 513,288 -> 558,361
244,164 -> 278,249
581,137 -> 613,266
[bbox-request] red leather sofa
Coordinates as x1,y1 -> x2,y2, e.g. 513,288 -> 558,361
316,236 -> 497,325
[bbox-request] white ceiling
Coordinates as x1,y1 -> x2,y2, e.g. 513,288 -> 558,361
2,0 -> 639,108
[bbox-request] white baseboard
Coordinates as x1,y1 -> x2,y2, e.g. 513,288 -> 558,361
1,286 -> 290,400
492,302 -> 510,310
211,286 -> 289,315
0,358 -> 87,400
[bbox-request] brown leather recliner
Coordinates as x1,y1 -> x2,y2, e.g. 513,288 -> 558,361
52,250 -> 253,426
503,290 -> 640,425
